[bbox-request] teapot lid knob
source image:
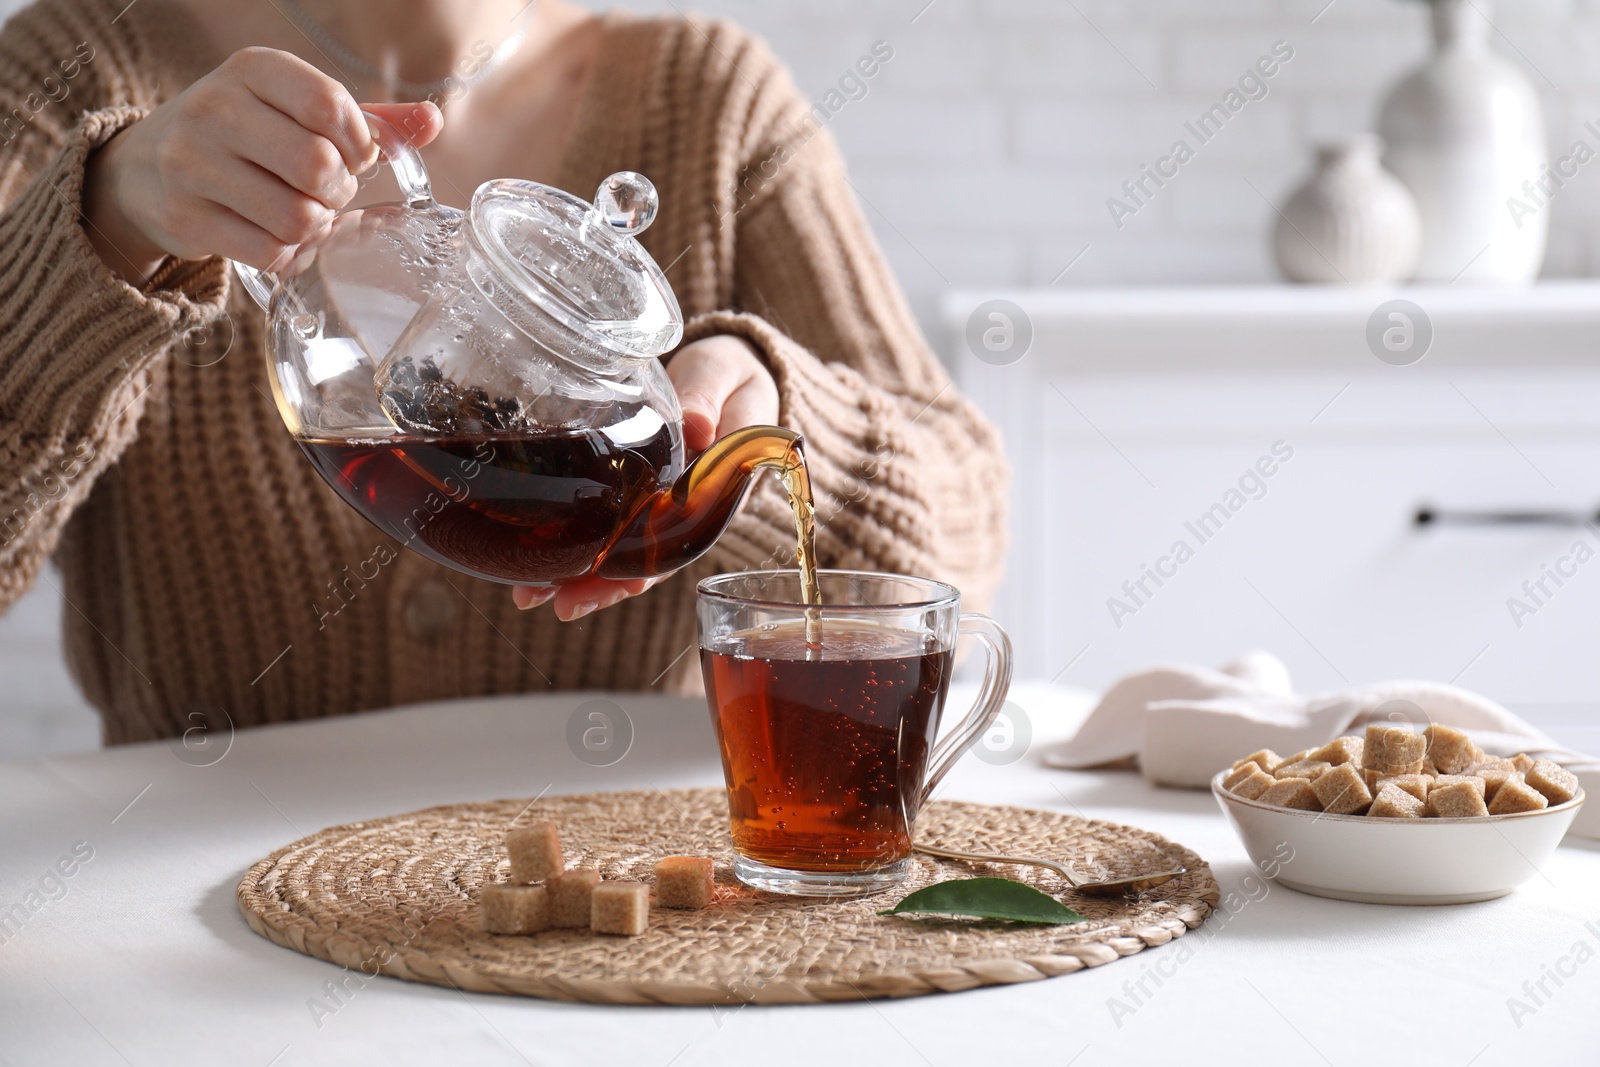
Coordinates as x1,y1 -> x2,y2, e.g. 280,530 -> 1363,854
594,171 -> 659,235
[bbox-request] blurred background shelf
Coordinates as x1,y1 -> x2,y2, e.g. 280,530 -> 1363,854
943,283 -> 1600,727
941,281 -> 1600,372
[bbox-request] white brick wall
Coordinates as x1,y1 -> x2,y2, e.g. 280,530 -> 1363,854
0,0 -> 1587,317
605,0 -> 1600,314
5,0 -> 1600,758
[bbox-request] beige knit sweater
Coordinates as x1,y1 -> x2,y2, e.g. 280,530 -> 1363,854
0,0 -> 1008,744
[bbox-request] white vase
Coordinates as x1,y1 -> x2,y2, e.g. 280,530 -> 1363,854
1273,137 -> 1423,285
1377,0 -> 1547,283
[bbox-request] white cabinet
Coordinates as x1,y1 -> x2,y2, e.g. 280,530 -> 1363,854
946,285 -> 1600,711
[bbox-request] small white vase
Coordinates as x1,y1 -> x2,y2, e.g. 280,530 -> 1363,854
1377,0 -> 1547,283
1273,136 -> 1422,285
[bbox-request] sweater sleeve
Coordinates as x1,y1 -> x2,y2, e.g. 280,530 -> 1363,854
679,82 -> 1009,608
0,30 -> 230,610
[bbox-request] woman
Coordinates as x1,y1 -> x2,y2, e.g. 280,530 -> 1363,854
0,0 -> 1007,743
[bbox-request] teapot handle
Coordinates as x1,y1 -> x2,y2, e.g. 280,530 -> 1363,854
364,109 -> 435,209
231,109 -> 434,310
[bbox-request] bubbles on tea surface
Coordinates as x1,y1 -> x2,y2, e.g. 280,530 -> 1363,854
723,620 -> 928,663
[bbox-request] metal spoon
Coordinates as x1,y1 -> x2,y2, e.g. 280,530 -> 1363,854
913,843 -> 1187,898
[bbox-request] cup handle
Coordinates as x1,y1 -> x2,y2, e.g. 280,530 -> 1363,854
230,109 -> 434,310
919,613 -> 1014,806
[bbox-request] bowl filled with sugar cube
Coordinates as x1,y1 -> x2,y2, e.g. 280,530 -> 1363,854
1212,723 -> 1584,905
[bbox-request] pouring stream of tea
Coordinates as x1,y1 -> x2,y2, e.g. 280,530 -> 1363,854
779,456 -> 822,653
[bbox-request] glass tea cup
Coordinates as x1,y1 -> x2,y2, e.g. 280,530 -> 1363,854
696,570 -> 1013,897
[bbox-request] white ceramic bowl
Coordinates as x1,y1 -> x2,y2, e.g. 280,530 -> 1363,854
1212,770 -> 1585,905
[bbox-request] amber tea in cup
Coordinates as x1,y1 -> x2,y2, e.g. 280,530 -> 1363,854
697,570 -> 1013,896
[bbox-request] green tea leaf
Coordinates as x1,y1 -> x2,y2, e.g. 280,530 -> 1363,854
879,878 -> 1084,925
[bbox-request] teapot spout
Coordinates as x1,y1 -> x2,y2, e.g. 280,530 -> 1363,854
595,425 -> 804,581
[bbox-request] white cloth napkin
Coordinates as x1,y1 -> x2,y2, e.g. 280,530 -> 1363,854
1043,651 -> 1600,839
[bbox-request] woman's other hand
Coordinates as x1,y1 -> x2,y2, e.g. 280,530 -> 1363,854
513,334 -> 778,620
662,333 -> 780,453
83,47 -> 443,282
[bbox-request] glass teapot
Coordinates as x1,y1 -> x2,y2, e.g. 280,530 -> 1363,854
234,113 -> 804,587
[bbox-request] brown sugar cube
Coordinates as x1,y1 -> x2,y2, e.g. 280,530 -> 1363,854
1433,775 -> 1486,798
1258,777 -> 1321,812
1233,749 -> 1281,773
1368,784 -> 1426,819
591,881 -> 650,936
1471,757 -> 1516,790
1270,749 -> 1315,773
1311,762 -> 1373,815
1474,756 -> 1517,772
654,856 -> 715,910
1512,754 -> 1537,773
1310,736 -> 1364,767
1423,723 -> 1483,776
1275,760 -> 1333,781
1375,774 -> 1431,802
1362,769 -> 1383,791
1526,759 -> 1580,805
1422,757 -> 1439,777
1364,725 -> 1426,776
1231,767 -> 1278,801
1425,781 -> 1490,818
505,822 -> 564,884
547,868 -> 601,928
1488,776 -> 1550,815
1224,762 -> 1262,791
481,884 -> 549,935
1477,766 -> 1517,802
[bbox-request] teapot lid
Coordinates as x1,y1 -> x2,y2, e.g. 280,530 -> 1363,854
465,171 -> 683,363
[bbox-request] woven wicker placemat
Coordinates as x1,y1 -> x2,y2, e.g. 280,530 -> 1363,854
237,788 -> 1219,1004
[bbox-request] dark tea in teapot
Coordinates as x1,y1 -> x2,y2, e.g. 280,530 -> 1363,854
299,420 -> 820,594
300,428 -> 673,585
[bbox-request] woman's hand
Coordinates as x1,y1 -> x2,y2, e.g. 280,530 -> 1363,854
83,47 -> 443,282
513,334 -> 780,621
666,333 -> 782,455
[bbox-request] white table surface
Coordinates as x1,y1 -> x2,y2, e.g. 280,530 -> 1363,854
4,682 -> 1598,1066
